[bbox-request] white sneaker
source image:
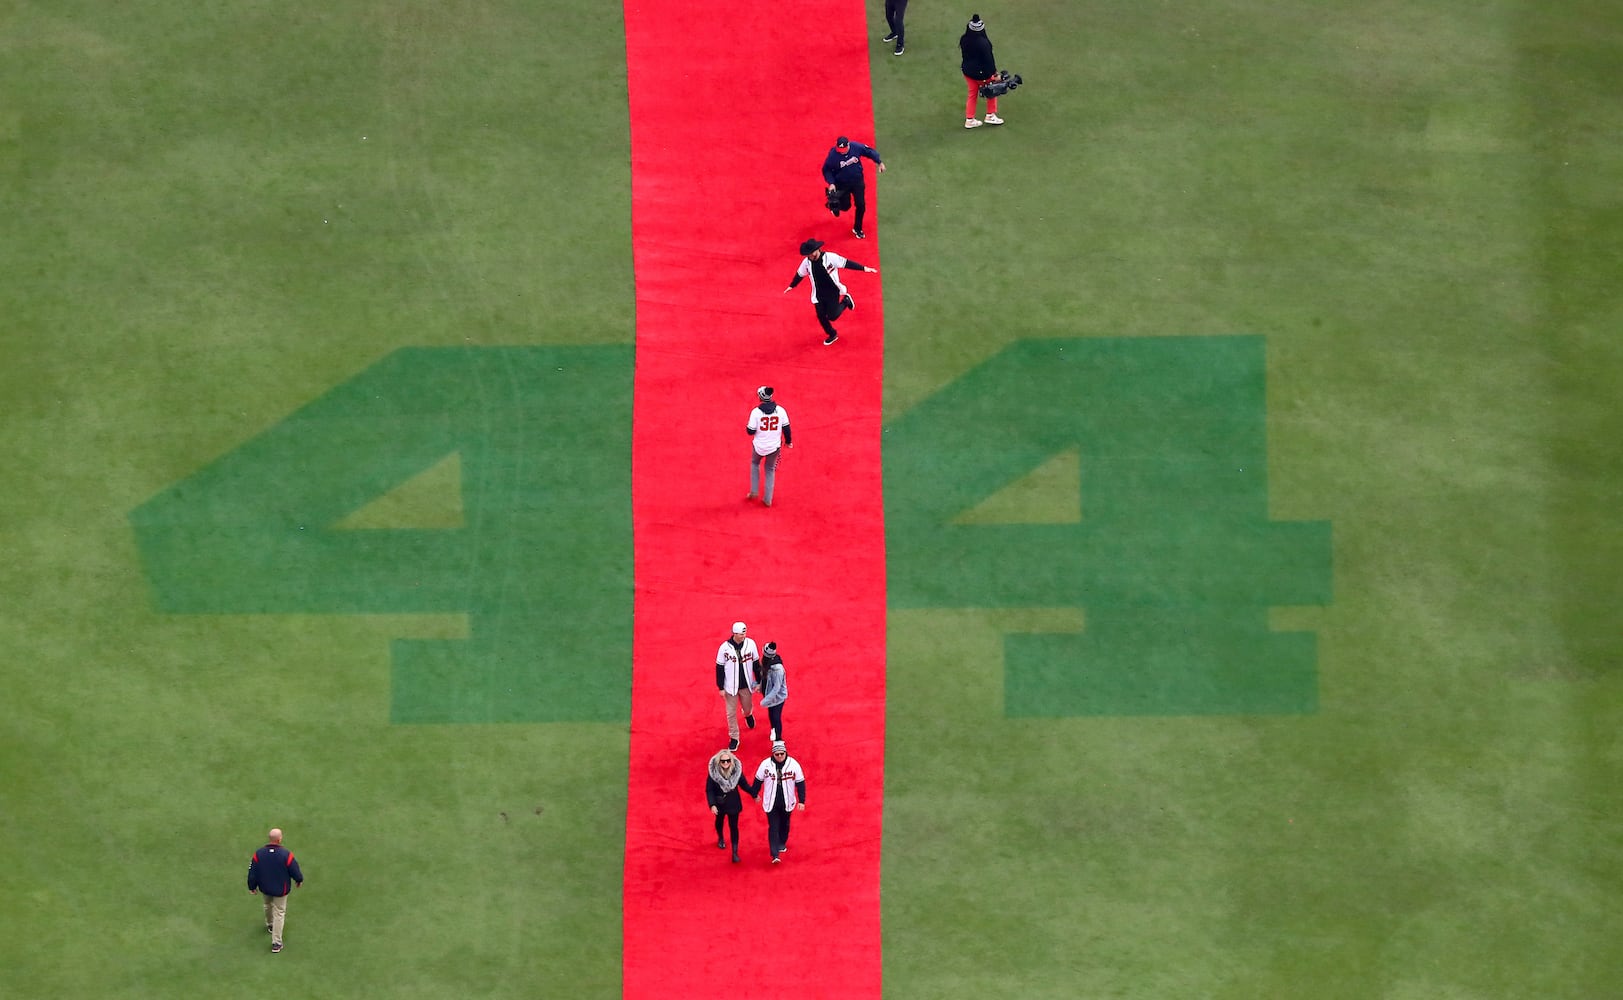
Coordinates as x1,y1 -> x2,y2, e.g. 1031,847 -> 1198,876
984,113 -> 1004,125
965,118 -> 983,129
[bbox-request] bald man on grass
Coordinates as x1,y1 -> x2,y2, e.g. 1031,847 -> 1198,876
247,827 -> 303,953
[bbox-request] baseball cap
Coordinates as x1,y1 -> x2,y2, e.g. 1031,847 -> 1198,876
836,135 -> 850,148
732,621 -> 747,635
799,238 -> 824,256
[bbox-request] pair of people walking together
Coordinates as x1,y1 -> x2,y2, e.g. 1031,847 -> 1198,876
706,741 -> 807,864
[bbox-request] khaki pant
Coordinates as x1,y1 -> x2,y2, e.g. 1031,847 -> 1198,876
723,688 -> 754,741
263,893 -> 289,945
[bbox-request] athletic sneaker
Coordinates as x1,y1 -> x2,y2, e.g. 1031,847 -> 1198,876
894,44 -> 904,55
717,837 -> 726,849
271,942 -> 283,954
727,738 -> 739,751
965,118 -> 983,129
882,32 -> 897,41
843,293 -> 856,311
823,332 -> 839,346
745,713 -> 756,730
771,856 -> 781,865
984,113 -> 1004,125
852,227 -> 865,239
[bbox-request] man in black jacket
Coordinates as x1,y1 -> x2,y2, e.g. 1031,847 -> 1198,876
247,827 -> 304,953
960,13 -> 1003,128
821,135 -> 886,240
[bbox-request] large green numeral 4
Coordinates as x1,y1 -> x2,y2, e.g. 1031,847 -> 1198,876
129,347 -> 632,724
885,336 -> 1332,716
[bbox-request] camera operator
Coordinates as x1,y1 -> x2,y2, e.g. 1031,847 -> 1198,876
959,13 -> 1003,129
821,135 -> 886,240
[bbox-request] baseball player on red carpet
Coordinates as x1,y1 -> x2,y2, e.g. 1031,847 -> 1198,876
746,385 -> 792,507
785,238 -> 877,346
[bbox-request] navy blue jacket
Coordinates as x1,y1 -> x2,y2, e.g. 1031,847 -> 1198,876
822,141 -> 882,189
247,843 -> 304,897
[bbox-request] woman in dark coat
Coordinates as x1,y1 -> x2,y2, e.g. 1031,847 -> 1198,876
706,748 -> 756,863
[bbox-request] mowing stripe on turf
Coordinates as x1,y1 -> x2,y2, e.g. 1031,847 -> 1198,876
620,2 -> 886,996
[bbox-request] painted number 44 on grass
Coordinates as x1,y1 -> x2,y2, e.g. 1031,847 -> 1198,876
884,336 -> 1332,717
129,347 -> 633,725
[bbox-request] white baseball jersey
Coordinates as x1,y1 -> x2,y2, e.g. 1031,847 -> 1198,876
796,251 -> 855,304
716,637 -> 759,695
747,404 -> 790,456
755,754 -> 806,810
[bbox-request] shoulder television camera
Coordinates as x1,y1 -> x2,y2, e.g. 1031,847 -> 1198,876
979,70 -> 1023,98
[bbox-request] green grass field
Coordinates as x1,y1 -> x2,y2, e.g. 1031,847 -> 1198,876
3,1 -> 1619,997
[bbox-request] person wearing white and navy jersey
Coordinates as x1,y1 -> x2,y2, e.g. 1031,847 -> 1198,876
715,621 -> 760,752
746,385 -> 792,507
821,135 -> 886,239
748,740 -> 806,863
785,238 -> 878,346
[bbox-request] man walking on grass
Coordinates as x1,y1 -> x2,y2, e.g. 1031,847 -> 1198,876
247,827 -> 304,953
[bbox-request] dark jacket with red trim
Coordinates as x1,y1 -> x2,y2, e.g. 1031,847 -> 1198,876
247,843 -> 304,897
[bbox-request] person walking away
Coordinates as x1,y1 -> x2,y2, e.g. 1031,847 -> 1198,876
821,135 -> 886,240
883,0 -> 909,55
758,641 -> 789,741
247,827 -> 304,953
715,621 -> 760,751
707,748 -> 757,863
746,386 -> 792,507
960,13 -> 1003,128
750,741 -> 806,864
785,238 -> 878,346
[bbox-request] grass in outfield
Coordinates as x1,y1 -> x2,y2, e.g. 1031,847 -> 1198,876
875,2 -> 1620,997
1,1 -> 1619,998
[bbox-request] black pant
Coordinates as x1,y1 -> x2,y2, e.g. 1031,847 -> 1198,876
767,803 -> 793,857
815,296 -> 850,338
835,183 -> 869,233
767,702 -> 784,739
885,0 -> 908,45
714,810 -> 739,847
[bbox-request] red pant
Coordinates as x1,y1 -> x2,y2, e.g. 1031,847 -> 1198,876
965,76 -> 998,119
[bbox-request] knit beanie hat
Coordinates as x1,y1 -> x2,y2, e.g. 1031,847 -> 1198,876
968,14 -> 985,30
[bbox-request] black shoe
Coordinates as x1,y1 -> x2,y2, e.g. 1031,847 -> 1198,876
894,44 -> 904,56
823,333 -> 838,346
727,738 -> 739,751
843,293 -> 856,311
745,714 -> 756,730
852,228 -> 865,239
882,32 -> 897,41
771,855 -> 781,864
731,850 -> 740,863
717,836 -> 726,849
271,942 -> 284,953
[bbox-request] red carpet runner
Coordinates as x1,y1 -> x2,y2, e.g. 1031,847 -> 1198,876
621,2 -> 886,997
